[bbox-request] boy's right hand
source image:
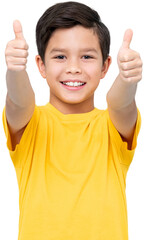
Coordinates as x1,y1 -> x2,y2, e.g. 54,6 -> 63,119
5,20 -> 29,72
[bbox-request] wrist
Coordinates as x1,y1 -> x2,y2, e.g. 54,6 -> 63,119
107,74 -> 137,110
117,73 -> 138,87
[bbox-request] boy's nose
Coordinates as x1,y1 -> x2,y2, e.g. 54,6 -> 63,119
66,62 -> 82,74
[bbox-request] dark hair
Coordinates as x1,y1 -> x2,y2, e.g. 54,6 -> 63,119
36,1 -> 110,64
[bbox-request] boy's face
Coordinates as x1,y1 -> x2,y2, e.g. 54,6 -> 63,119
36,25 -> 111,113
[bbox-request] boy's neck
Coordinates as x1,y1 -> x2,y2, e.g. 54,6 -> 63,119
49,96 -> 95,115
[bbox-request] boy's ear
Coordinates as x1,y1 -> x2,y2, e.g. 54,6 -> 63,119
35,55 -> 46,78
101,56 -> 112,79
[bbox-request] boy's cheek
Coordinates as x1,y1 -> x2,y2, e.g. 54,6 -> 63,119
87,65 -> 103,79
46,63 -> 102,81
45,65 -> 64,81
82,63 -> 97,73
47,63 -> 64,73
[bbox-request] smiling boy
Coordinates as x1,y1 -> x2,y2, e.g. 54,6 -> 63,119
3,1 -> 142,240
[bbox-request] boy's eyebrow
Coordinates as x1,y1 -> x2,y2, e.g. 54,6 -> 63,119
50,48 -> 98,54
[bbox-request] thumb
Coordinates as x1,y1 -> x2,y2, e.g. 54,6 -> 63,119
13,20 -> 24,40
121,29 -> 133,49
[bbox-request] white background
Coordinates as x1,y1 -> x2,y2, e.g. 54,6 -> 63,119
0,0 -> 144,239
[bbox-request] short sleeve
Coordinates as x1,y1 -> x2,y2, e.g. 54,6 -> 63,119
2,105 -> 40,168
107,108 -> 141,166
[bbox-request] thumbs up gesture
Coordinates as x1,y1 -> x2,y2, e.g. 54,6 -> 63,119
117,29 -> 142,83
5,20 -> 29,71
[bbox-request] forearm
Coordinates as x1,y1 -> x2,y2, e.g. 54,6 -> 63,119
106,29 -> 142,148
6,69 -> 35,108
4,21 -> 36,134
106,73 -> 137,111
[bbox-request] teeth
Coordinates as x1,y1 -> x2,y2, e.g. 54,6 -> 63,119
62,82 -> 85,86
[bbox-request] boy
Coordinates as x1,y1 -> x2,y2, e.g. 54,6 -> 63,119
3,1 -> 142,240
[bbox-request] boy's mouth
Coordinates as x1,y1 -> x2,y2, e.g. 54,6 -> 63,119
60,81 -> 87,90
60,81 -> 86,85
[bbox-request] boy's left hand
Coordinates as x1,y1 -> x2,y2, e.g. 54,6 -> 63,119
117,29 -> 143,84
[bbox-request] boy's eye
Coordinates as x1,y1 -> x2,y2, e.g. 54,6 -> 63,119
55,55 -> 66,59
82,55 -> 93,59
53,55 -> 94,60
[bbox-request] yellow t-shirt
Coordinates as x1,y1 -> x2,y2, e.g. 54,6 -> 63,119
3,102 -> 141,240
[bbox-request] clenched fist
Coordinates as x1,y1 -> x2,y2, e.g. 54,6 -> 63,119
117,29 -> 143,83
5,20 -> 29,71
